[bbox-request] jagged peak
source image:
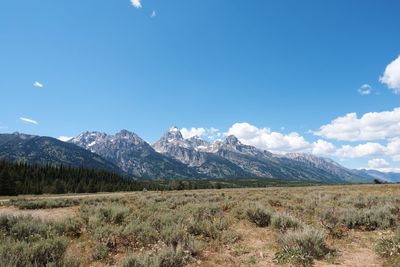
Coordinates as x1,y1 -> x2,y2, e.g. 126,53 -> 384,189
168,126 -> 179,132
161,127 -> 183,141
224,135 -> 240,145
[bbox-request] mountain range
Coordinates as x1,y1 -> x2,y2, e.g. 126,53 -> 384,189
1,128 -> 398,183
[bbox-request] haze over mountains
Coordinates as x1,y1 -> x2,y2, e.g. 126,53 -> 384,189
1,128 -> 399,183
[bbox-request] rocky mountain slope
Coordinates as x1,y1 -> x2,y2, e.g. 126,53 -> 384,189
0,133 -> 121,173
152,128 -> 369,182
1,129 -> 391,183
69,130 -> 196,178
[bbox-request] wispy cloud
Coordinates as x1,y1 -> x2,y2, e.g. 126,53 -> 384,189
130,0 -> 142,8
33,81 -> 44,88
20,117 -> 38,125
151,10 -> 157,18
358,84 -> 373,95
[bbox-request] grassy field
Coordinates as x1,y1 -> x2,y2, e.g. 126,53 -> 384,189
1,184 -> 400,267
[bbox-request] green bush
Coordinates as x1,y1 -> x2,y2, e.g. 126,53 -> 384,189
153,246 -> 188,267
92,243 -> 110,261
121,255 -> 147,267
97,205 -> 130,225
341,205 -> 396,231
11,198 -> 80,210
246,206 -> 273,227
0,237 -> 68,267
10,218 -> 49,241
122,221 -> 159,247
319,208 -> 345,238
53,217 -> 82,237
271,213 -> 302,232
274,226 -> 330,266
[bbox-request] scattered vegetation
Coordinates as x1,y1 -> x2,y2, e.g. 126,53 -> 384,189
1,184 -> 399,266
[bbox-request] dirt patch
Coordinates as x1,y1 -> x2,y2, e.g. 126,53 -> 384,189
0,206 -> 78,221
192,222 -> 277,266
315,231 -> 382,267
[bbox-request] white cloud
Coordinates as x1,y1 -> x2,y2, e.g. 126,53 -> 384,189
380,55 -> 400,94
58,136 -> 73,142
368,158 -> 390,169
151,10 -> 156,18
130,0 -> 142,8
33,81 -> 43,88
311,139 -> 336,155
227,122 -> 310,153
314,107 -> 400,141
19,117 -> 38,125
336,142 -> 386,158
181,127 -> 219,140
358,84 -> 373,95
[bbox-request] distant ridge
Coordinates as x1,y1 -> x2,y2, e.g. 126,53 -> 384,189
0,129 -> 391,183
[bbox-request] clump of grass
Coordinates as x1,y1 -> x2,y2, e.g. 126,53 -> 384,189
246,205 -> 273,227
271,212 -> 302,232
274,226 -> 331,266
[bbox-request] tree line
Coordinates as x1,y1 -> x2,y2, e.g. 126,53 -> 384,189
0,160 -> 324,196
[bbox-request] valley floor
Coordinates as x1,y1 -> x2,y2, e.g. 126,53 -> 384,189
1,184 -> 399,267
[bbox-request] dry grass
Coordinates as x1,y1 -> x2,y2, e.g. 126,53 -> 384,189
0,184 -> 399,266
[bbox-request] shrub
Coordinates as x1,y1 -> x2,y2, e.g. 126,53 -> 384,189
121,255 -> 147,267
11,198 -> 80,209
375,235 -> 400,258
92,243 -> 110,261
319,208 -> 345,238
53,217 -> 82,237
275,226 -> 330,266
0,237 -> 68,267
341,205 -> 396,231
274,246 -> 313,267
271,213 -> 302,232
10,218 -> 49,241
375,231 -> 400,267
122,221 -> 159,247
97,205 -> 130,225
246,206 -> 273,227
153,246 -> 188,267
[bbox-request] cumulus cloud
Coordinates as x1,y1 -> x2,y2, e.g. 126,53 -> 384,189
314,107 -> 400,141
33,81 -> 43,88
358,84 -> 373,95
181,127 -> 220,140
227,122 -> 311,153
19,117 -> 38,125
368,158 -> 390,169
380,55 -> 400,94
336,142 -> 386,158
130,0 -> 142,8
58,136 -> 73,142
311,139 -> 336,155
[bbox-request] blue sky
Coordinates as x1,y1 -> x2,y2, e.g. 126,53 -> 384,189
1,0 -> 400,171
